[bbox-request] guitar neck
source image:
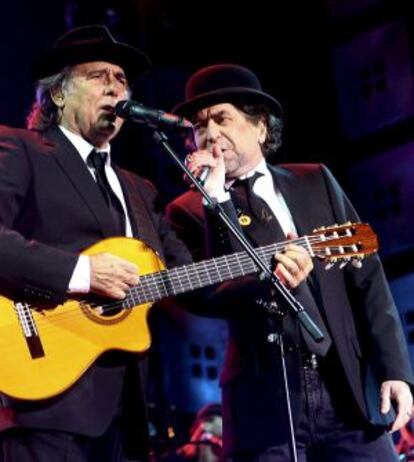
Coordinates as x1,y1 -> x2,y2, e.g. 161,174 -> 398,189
127,238 -> 302,306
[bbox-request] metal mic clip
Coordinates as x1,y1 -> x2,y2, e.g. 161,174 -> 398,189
198,166 -> 210,185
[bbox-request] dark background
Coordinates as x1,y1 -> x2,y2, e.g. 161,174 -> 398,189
1,0 -> 414,449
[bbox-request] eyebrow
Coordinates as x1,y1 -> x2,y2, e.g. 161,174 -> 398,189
86,68 -> 127,79
196,110 -> 230,122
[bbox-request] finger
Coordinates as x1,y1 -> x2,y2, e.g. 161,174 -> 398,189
389,409 -> 411,433
187,150 -> 213,165
115,280 -> 130,292
284,252 -> 309,272
274,263 -> 296,288
94,271 -> 137,296
285,243 -> 308,253
107,288 -> 127,300
110,276 -> 137,298
123,274 -> 140,286
188,159 -> 217,178
105,273 -> 137,288
286,231 -> 298,240
390,394 -> 413,433
283,245 -> 309,259
274,251 -> 312,287
110,266 -> 139,287
284,248 -> 314,274
275,252 -> 301,276
119,262 -> 139,275
96,285 -> 127,300
380,383 -> 391,414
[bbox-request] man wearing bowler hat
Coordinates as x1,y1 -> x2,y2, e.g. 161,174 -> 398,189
0,25 -> 192,461
166,64 -> 414,461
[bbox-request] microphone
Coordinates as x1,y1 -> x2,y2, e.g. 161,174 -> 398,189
197,141 -> 217,185
198,166 -> 210,185
115,100 -> 193,129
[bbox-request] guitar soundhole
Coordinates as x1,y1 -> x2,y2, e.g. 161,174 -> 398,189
80,297 -> 130,324
95,302 -> 122,317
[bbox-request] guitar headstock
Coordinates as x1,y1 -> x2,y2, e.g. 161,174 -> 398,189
308,222 -> 378,269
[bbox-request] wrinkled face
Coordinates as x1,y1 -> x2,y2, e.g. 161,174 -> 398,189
54,61 -> 130,148
192,103 -> 267,179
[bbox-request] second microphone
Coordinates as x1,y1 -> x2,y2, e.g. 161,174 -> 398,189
115,100 -> 193,130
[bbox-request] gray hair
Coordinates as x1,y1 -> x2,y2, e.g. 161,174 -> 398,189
26,67 -> 73,131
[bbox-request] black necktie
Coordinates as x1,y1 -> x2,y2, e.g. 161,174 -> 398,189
231,172 -> 332,356
87,150 -> 126,236
231,172 -> 280,246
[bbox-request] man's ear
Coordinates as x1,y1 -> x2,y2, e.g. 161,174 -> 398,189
258,119 -> 267,144
50,87 -> 65,107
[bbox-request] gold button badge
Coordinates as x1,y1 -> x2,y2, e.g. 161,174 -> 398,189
238,214 -> 252,226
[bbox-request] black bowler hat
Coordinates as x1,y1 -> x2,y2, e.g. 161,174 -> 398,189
31,25 -> 151,82
173,64 -> 282,118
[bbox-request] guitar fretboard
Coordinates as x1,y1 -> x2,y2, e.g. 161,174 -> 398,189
115,221 -> 375,310
124,240 -> 298,307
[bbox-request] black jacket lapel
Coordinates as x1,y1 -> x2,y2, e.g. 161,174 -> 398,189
269,165 -> 310,236
115,169 -> 165,257
269,164 -> 330,236
114,167 -> 139,237
43,127 -> 118,237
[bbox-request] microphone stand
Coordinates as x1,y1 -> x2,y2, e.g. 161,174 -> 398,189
152,128 -> 325,462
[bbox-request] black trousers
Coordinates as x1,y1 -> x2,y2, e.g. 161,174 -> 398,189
1,416 -> 129,462
232,353 -> 399,462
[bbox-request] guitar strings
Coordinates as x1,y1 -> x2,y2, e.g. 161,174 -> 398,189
17,237 -> 360,328
9,236 -> 364,336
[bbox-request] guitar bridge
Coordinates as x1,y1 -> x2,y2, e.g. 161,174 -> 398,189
14,302 -> 45,359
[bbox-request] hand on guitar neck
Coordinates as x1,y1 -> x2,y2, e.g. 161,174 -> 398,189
273,232 -> 314,289
89,253 -> 140,299
87,233 -> 314,300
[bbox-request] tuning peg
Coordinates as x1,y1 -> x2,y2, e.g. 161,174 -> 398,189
325,257 -> 337,270
339,258 -> 350,269
351,258 -> 363,269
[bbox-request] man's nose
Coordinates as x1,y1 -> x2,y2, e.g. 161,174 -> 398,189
104,73 -> 122,95
105,80 -> 118,95
205,122 -> 220,148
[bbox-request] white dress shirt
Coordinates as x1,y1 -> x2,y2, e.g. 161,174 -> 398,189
209,158 -> 297,237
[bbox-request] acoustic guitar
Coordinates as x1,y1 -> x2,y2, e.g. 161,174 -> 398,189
0,222 -> 378,400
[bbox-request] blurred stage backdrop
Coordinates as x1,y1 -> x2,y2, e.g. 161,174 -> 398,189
1,0 -> 414,454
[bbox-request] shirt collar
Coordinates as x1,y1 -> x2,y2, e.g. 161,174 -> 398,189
226,158 -> 270,189
59,125 -> 111,165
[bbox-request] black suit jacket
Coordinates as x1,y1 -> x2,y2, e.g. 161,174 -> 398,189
167,163 -> 414,456
0,125 -> 192,458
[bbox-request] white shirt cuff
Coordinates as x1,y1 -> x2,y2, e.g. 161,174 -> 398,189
202,189 -> 231,206
67,255 -> 91,294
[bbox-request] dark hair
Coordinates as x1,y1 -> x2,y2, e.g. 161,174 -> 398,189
185,102 -> 283,158
237,103 -> 283,158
